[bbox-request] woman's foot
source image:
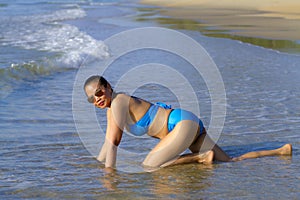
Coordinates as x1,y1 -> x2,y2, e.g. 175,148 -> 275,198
231,156 -> 242,162
198,150 -> 214,164
278,144 -> 292,155
231,143 -> 293,162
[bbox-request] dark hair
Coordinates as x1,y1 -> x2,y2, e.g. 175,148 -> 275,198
84,75 -> 109,90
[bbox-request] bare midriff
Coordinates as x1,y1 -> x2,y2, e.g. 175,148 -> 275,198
148,107 -> 172,139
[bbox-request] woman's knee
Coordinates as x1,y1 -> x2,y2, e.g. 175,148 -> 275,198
189,128 -> 207,153
142,152 -> 171,168
143,121 -> 199,167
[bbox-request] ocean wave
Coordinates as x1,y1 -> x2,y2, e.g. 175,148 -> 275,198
0,7 -> 109,66
0,60 -> 70,99
0,5 -> 110,99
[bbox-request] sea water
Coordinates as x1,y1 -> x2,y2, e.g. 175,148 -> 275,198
1,0 -> 299,199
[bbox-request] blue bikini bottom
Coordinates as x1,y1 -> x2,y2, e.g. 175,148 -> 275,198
168,108 -> 204,134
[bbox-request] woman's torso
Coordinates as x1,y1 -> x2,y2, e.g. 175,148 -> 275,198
123,94 -> 172,139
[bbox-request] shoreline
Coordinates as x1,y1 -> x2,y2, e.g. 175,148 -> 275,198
139,0 -> 300,53
141,0 -> 300,19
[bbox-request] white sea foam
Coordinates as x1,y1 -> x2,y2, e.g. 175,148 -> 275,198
0,6 -> 109,67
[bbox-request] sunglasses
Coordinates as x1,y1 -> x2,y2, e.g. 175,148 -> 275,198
87,87 -> 105,103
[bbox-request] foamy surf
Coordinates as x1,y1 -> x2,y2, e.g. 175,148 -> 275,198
0,5 -> 109,99
1,6 -> 109,65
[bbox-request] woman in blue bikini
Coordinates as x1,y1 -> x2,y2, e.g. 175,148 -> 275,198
84,75 -> 292,170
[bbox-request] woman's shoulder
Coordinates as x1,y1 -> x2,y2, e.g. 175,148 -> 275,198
114,92 -> 131,101
111,92 -> 130,105
111,93 -> 149,109
108,93 -> 131,116
113,93 -> 148,103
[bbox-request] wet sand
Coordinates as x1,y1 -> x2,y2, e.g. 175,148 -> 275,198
141,0 -> 300,41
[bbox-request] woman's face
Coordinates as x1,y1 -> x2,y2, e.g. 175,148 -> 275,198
85,81 -> 112,109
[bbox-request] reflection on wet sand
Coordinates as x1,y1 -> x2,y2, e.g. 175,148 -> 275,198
149,164 -> 214,198
99,164 -> 215,198
135,5 -> 300,54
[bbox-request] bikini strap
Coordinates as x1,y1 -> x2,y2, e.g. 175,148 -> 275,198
156,102 -> 172,109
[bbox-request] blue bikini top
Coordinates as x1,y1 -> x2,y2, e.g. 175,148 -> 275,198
127,102 -> 172,136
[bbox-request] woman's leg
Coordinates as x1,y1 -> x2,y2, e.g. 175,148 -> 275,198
189,129 -> 231,162
161,151 -> 214,167
142,121 -> 214,168
232,143 -> 292,161
190,129 -> 292,162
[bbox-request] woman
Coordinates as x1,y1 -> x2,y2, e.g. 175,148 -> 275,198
84,75 -> 292,170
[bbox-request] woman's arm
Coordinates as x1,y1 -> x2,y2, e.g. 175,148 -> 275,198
97,141 -> 108,162
103,95 -> 128,168
96,138 -> 118,169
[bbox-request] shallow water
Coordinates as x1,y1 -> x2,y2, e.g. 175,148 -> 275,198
1,0 -> 300,199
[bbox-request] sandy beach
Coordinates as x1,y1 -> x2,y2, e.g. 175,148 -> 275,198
141,0 -> 300,40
